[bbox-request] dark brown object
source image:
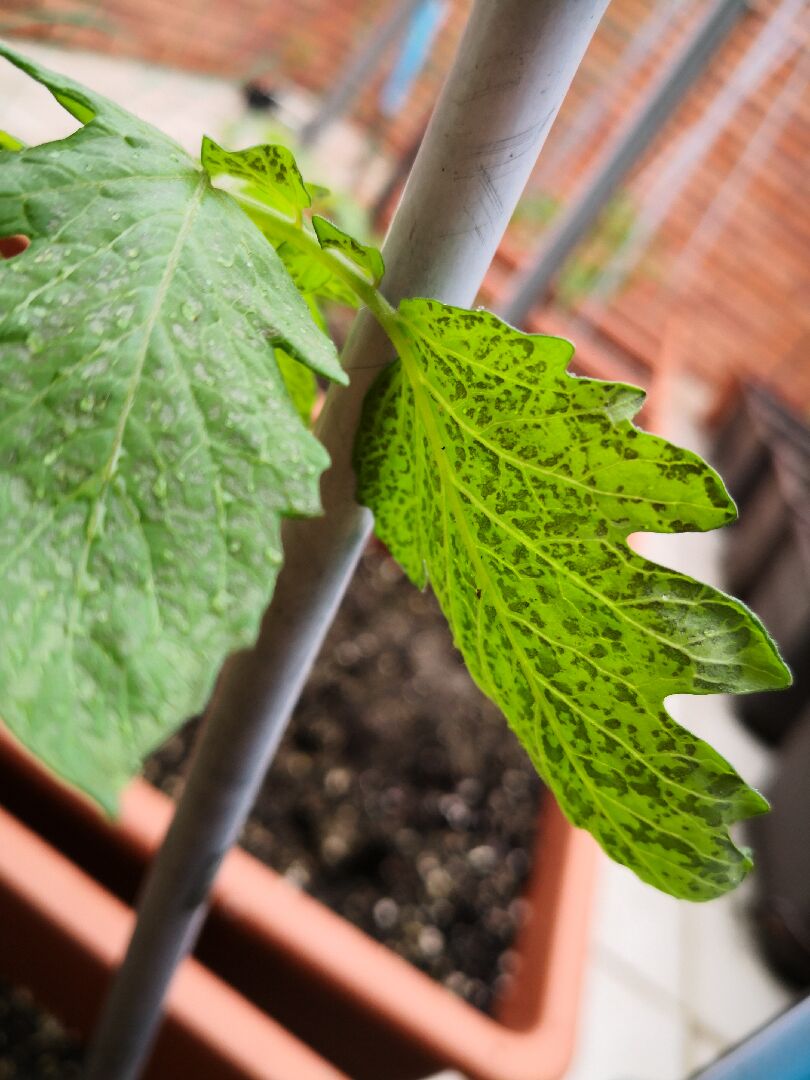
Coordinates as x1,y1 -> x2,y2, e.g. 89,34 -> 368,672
0,233 -> 29,258
711,385 -> 810,745
749,705 -> 810,987
148,548 -> 546,1016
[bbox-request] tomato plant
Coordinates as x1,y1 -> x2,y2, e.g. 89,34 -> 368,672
0,46 -> 790,906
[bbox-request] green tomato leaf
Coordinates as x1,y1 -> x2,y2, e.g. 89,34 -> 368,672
275,347 -> 317,425
356,299 -> 790,900
275,240 -> 360,309
312,214 -> 384,285
0,129 -> 24,151
233,201 -> 362,310
303,292 -> 329,334
305,182 -> 331,201
0,45 -> 344,808
201,136 -> 310,218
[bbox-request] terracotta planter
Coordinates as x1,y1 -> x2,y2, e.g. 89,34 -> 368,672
0,798 -> 347,1079
0,724 -> 596,1080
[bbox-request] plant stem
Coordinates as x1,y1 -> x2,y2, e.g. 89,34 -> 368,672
235,197 -> 399,327
83,3 -> 609,1076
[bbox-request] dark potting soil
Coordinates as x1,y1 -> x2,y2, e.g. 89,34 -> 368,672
0,979 -> 82,1078
146,545 -> 544,1014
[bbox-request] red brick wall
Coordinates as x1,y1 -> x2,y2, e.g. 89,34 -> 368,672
4,0 -> 808,410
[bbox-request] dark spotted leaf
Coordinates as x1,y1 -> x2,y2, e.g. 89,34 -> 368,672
201,136 -> 310,218
312,214 -> 384,284
356,299 -> 790,899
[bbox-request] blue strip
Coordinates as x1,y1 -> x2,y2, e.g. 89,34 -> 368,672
692,996 -> 810,1080
379,0 -> 448,117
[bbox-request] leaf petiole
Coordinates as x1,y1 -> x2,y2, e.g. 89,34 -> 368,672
234,194 -> 403,344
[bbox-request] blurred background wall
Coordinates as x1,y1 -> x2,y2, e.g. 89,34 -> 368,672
3,0 -> 807,415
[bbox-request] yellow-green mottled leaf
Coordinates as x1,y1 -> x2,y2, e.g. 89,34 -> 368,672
0,46 -> 344,808
312,214 -> 384,284
201,136 -> 310,217
356,299 -> 790,900
275,240 -> 359,308
0,128 -> 24,151
305,182 -> 330,200
276,347 -> 317,424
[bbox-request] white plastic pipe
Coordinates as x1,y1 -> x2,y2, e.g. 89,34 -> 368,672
84,2 -> 610,1076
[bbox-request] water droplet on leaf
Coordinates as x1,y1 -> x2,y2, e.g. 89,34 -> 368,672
211,589 -> 229,614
